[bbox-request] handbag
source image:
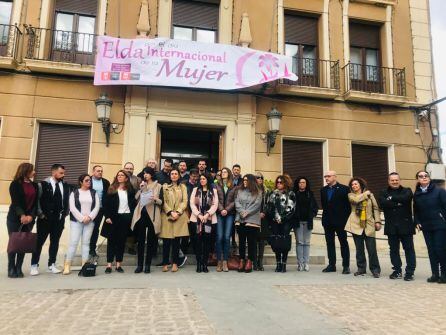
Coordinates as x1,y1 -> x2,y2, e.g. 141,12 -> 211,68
7,224 -> 37,254
100,221 -> 112,238
78,262 -> 96,277
268,234 -> 291,253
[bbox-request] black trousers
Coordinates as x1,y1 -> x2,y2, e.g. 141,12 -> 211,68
89,208 -> 104,254
6,213 -> 33,270
237,225 -> 259,262
352,232 -> 380,274
31,216 -> 65,266
134,209 -> 157,267
106,213 -> 132,263
387,234 -> 416,275
323,224 -> 350,268
162,237 -> 181,265
196,230 -> 211,265
271,222 -> 292,264
423,229 -> 446,277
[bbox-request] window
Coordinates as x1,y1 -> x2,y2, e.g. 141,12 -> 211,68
0,0 -> 13,45
352,144 -> 389,195
54,12 -> 95,52
35,123 -> 91,186
284,14 -> 319,85
172,0 -> 219,43
283,140 -> 323,205
349,22 -> 381,92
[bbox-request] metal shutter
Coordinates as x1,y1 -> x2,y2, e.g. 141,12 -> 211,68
349,22 -> 380,49
285,14 -> 318,46
283,140 -> 323,205
35,123 -> 91,186
172,0 -> 219,30
352,144 -> 388,195
55,0 -> 98,16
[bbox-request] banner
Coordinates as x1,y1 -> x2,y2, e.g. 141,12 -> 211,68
94,36 -> 297,90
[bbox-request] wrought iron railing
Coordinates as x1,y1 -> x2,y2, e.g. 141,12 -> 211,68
0,24 -> 22,58
343,62 -> 406,96
281,57 -> 340,90
24,26 -> 97,65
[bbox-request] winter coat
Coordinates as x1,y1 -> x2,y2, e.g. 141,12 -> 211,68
345,192 -> 381,237
413,183 -> 446,231
378,186 -> 415,235
189,187 -> 219,224
235,189 -> 262,226
320,183 -> 350,229
294,190 -> 319,230
160,183 -> 190,238
131,181 -> 162,234
216,183 -> 236,216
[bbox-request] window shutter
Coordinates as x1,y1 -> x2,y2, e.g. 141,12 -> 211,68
285,14 -> 318,46
55,0 -> 98,16
173,0 -> 219,30
349,22 -> 380,49
352,144 -> 388,195
35,123 -> 91,186
283,140 -> 323,205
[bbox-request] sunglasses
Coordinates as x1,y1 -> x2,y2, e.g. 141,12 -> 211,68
256,176 -> 263,180
277,180 -> 283,184
417,174 -> 429,178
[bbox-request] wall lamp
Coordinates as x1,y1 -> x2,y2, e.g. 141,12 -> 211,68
95,93 -> 122,146
266,106 -> 282,155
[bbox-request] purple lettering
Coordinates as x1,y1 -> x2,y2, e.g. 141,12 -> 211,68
102,41 -> 115,58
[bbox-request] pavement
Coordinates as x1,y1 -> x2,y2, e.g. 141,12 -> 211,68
0,251 -> 445,335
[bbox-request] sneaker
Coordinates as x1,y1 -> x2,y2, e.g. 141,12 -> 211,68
389,271 -> 402,280
178,255 -> 188,268
47,263 -> 62,274
404,274 -> 414,281
179,249 -> 185,258
30,265 -> 39,276
304,263 -> 310,272
297,263 -> 303,271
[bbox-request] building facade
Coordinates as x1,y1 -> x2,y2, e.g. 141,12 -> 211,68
0,0 -> 439,206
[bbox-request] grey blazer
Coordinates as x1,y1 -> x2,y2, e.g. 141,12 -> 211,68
235,189 -> 262,226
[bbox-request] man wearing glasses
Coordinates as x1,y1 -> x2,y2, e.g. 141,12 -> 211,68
320,171 -> 351,274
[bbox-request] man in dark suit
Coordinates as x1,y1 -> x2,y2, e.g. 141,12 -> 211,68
30,164 -> 70,275
89,165 -> 110,257
378,172 -> 416,281
320,170 -> 351,274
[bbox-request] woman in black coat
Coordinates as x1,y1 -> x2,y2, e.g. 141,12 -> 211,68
293,177 -> 318,272
413,170 -> 446,283
7,163 -> 38,278
103,170 -> 136,273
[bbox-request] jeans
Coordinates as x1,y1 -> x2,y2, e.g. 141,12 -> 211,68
106,213 -> 132,263
89,208 -> 104,254
295,222 -> 312,265
66,221 -> 94,262
323,224 -> 350,268
31,216 -> 65,267
352,232 -> 380,274
216,214 -> 234,261
387,234 -> 416,275
422,229 -> 446,277
237,224 -> 259,262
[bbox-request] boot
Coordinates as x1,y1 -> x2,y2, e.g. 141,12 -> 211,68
222,261 -> 229,272
16,254 -> 25,278
134,265 -> 143,273
275,262 -> 282,272
144,259 -> 151,274
237,259 -> 245,272
253,260 -> 259,271
282,263 -> 287,273
258,257 -> 264,271
202,261 -> 209,273
63,261 -> 71,275
196,260 -> 202,273
216,261 -> 223,272
245,260 -> 253,273
8,254 -> 17,278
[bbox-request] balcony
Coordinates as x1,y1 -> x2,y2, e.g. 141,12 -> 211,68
0,24 -> 22,68
343,63 -> 408,106
277,58 -> 340,99
24,26 -> 97,76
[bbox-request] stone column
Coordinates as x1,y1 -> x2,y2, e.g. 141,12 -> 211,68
234,94 -> 256,173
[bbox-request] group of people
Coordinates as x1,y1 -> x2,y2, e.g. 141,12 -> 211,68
6,159 -> 446,284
